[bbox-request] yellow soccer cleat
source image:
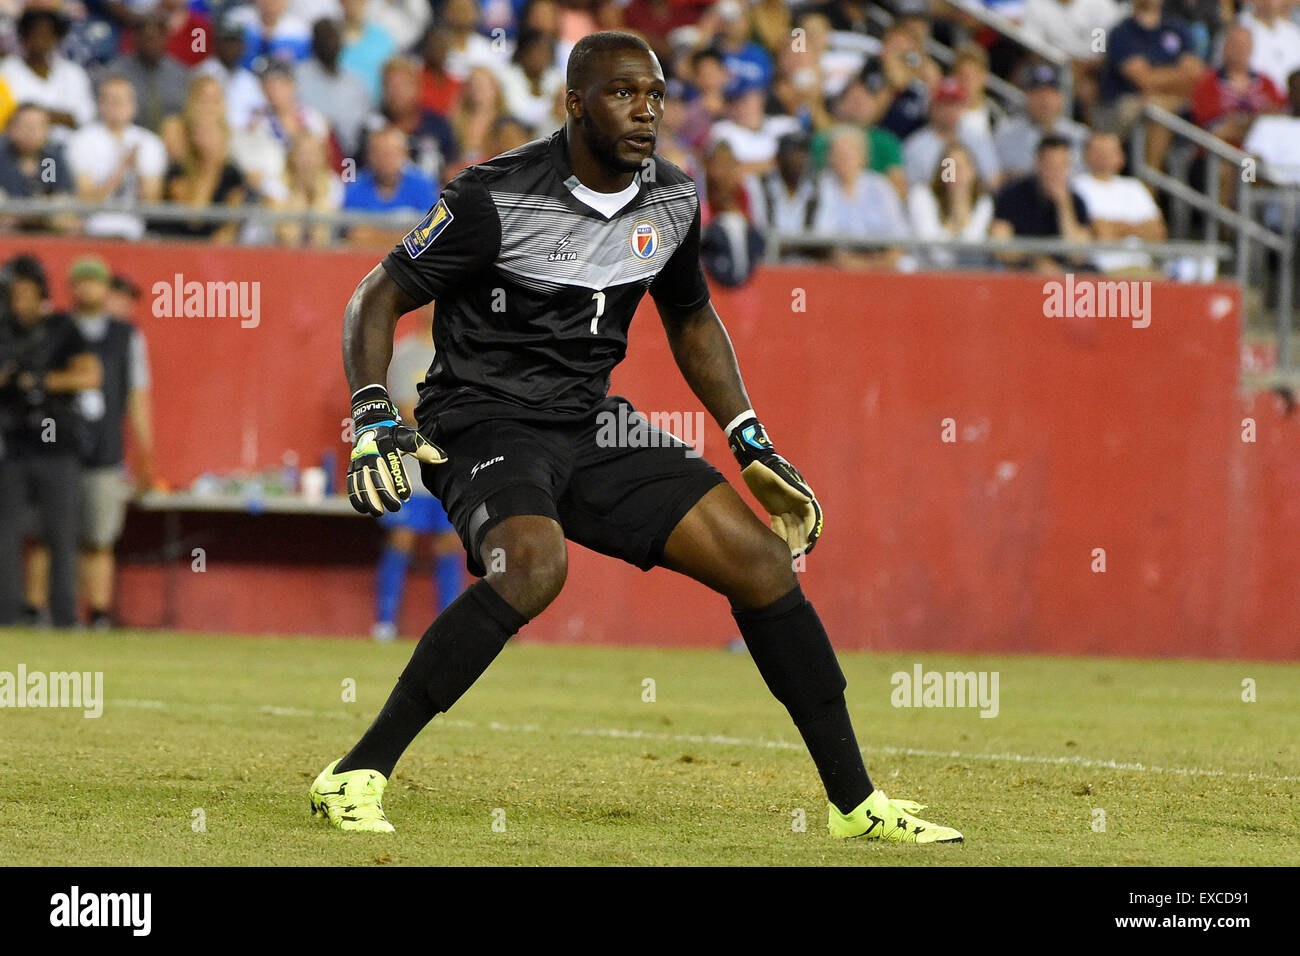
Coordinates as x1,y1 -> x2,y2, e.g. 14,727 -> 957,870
309,759 -> 396,833
829,788 -> 963,844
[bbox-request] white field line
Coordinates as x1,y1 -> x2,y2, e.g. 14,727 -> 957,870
109,699 -> 1300,784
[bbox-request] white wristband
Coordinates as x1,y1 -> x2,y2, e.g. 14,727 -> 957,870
723,408 -> 756,437
351,383 -> 387,401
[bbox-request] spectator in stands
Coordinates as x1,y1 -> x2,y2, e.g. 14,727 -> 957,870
0,8 -> 95,132
703,0 -> 774,94
65,256 -> 153,630
155,0 -> 217,69
1164,0 -> 1228,62
788,11 -> 866,100
813,125 -> 911,270
1020,0 -> 1126,123
273,132 -> 344,246
748,131 -> 820,238
295,18 -> 372,157
908,142 -> 996,269
1192,23 -> 1285,149
0,254 -> 101,629
69,76 -> 167,240
751,0 -> 795,55
678,48 -> 728,151
952,43 -> 995,139
995,63 -> 1087,179
708,79 -> 802,179
366,0 -> 433,53
1240,0 -> 1300,94
652,80 -> 697,173
699,138 -> 765,286
450,65 -> 506,168
1243,70 -> 1300,189
156,111 -> 247,242
766,37 -> 833,134
991,135 -> 1092,272
1072,131 -> 1167,274
343,125 -> 437,245
418,26 -> 463,118
876,24 -> 940,140
160,75 -> 228,163
229,0 -> 313,71
340,0 -> 398,102
442,0 -> 501,82
0,104 -> 77,234
1098,0 -> 1205,172
359,58 -> 459,185
246,60 -> 336,176
195,17 -> 269,133
810,73 -> 907,198
903,78 -> 1001,191
498,27 -> 565,137
99,11 -> 189,134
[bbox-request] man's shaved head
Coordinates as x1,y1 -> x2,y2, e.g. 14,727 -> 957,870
566,30 -> 654,91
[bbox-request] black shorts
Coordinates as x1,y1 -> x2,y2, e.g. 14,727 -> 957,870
419,395 -> 727,577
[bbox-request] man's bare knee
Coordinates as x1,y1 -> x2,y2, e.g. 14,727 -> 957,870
480,517 -> 567,619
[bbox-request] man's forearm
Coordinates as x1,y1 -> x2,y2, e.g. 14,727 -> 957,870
660,302 -> 753,430
343,264 -> 412,395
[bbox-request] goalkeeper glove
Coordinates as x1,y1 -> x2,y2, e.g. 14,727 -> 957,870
727,411 -> 823,556
347,384 -> 447,516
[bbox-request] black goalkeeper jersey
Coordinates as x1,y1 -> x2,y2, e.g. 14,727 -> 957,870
381,128 -> 711,438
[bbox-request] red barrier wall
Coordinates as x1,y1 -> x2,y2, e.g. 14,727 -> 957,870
3,236 -> 1296,659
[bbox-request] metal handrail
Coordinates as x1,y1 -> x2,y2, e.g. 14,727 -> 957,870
769,231 -> 1230,261
0,197 -> 417,230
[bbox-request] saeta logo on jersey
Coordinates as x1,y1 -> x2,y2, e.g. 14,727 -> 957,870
630,220 -> 659,260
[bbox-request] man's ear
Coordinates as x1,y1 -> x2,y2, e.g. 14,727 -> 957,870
565,89 -> 582,120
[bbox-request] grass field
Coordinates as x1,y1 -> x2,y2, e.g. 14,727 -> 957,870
1,627 -> 1297,866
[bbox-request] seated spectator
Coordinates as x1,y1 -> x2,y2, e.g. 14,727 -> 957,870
678,48 -> 729,152
98,11 -> 190,134
160,75 -> 229,163
765,37 -> 833,134
791,11 -> 869,100
903,78 -> 1001,191
747,132 -> 819,236
195,17 -> 270,133
1191,23 -> 1285,154
1020,0 -> 1126,123
813,71 -> 907,197
907,142 -> 995,269
442,0 -> 503,82
273,132 -> 344,246
813,125 -> 911,270
700,138 -> 765,287
995,64 -> 1087,179
708,80 -> 802,179
242,61 -> 336,199
418,26 -> 464,118
343,125 -> 438,245
358,58 -> 459,185
1239,0 -> 1300,95
295,18 -> 372,157
156,112 -> 247,242
0,104 -> 77,234
991,135 -> 1092,273
0,8 -> 95,132
876,24 -> 940,141
1097,0 -> 1205,172
1072,131 -> 1166,275
366,0 -> 433,53
498,27 -> 565,137
340,0 -> 398,102
68,76 -> 167,240
228,0 -> 313,71
698,0 -> 774,95
450,66 -> 506,168
952,43 -> 995,139
751,0 -> 795,57
1243,70 -> 1300,188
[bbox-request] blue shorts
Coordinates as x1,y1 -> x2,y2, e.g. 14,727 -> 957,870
379,494 -> 455,535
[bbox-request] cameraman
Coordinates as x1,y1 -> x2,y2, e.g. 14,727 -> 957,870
0,255 -> 101,628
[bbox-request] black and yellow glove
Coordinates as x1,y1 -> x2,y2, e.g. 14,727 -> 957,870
727,412 -> 823,556
346,384 -> 447,516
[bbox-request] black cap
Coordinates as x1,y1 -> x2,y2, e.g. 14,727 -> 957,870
1021,62 -> 1062,89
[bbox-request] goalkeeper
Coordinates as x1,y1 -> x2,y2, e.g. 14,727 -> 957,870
312,30 -> 962,844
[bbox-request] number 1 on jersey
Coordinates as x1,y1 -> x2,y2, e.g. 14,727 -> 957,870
590,290 -> 605,334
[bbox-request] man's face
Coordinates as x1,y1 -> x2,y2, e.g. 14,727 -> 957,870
8,279 -> 44,325
1026,85 -> 1063,125
107,289 -> 138,320
7,107 -> 50,155
370,131 -> 408,180
1037,145 -> 1072,192
445,0 -> 478,31
829,133 -> 865,182
1222,27 -> 1251,70
21,20 -> 58,60
1133,0 -> 1162,16
216,32 -> 244,67
99,80 -> 137,127
262,72 -> 296,111
776,143 -> 809,183
383,66 -> 419,110
313,21 -> 342,63
73,277 -> 109,313
570,48 -> 665,172
139,18 -> 169,59
932,98 -> 964,132
1085,134 -> 1124,176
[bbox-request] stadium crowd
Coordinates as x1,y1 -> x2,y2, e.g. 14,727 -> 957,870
0,0 -> 1298,280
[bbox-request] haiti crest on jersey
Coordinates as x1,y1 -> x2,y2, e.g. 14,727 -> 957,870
630,220 -> 659,260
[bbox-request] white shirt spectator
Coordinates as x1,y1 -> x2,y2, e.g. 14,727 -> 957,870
1239,12 -> 1300,92
1243,114 -> 1300,185
1071,171 -> 1161,271
497,64 -> 565,135
0,53 -> 95,131
813,169 -> 910,240
1021,0 -> 1125,60
907,184 -> 995,267
709,115 -> 803,166
746,172 -> 820,234
194,59 -> 269,132
446,32 -> 503,82
66,122 -> 167,239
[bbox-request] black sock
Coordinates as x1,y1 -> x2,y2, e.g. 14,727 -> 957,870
337,579 -> 529,777
733,586 -> 873,815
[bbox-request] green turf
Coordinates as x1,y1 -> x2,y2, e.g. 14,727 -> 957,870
1,627 -> 1296,866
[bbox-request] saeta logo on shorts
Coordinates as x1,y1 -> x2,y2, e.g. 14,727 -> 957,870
470,456 -> 504,479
